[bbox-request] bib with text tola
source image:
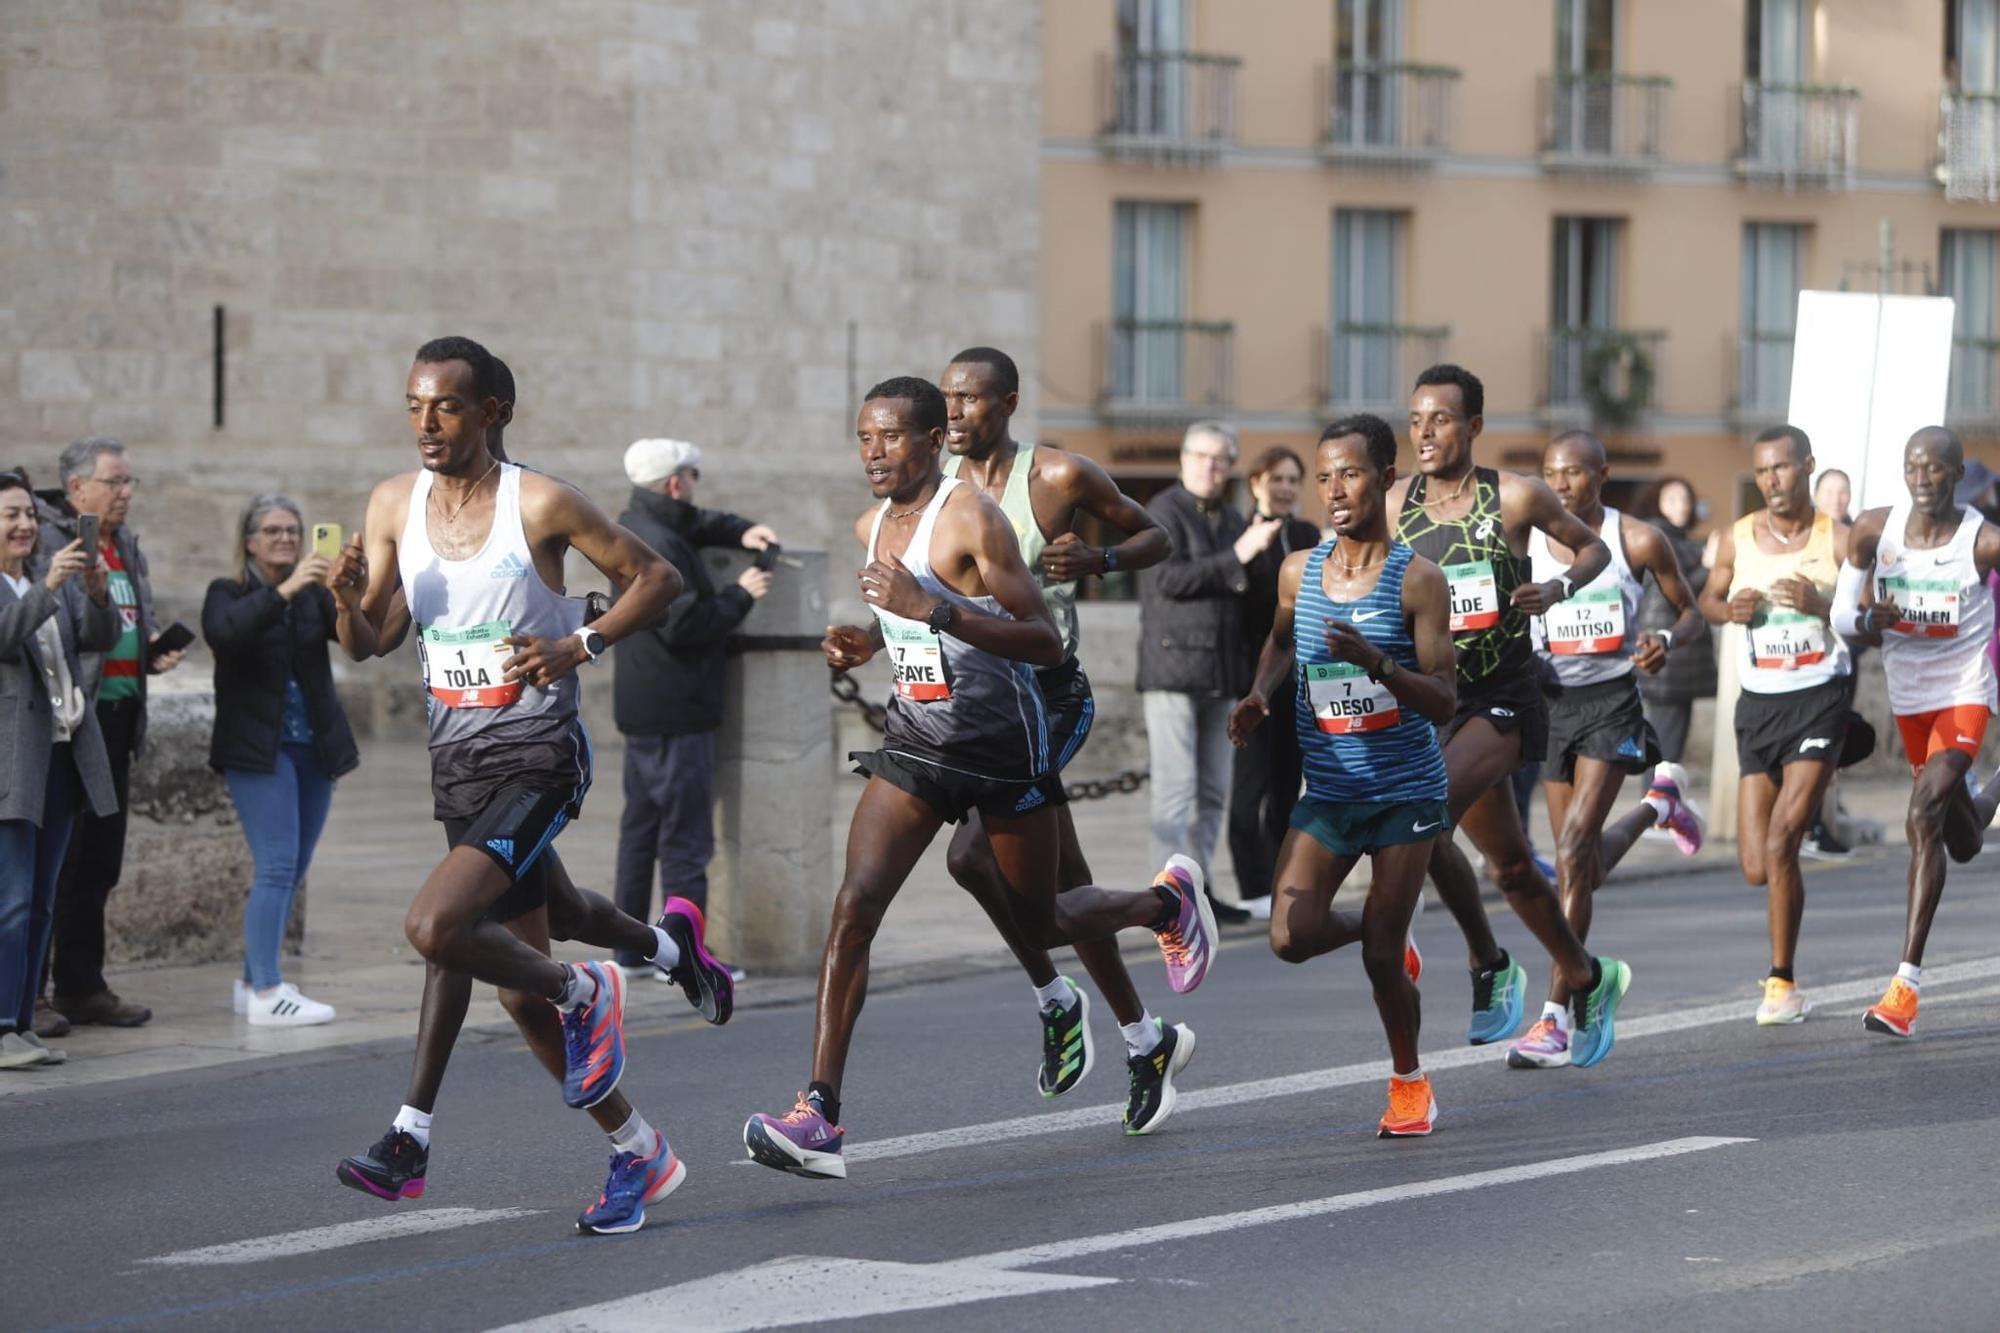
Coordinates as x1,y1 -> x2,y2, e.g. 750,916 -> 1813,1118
421,620 -> 523,709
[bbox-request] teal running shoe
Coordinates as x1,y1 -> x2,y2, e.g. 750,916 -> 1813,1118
1467,956 -> 1527,1045
1568,957 -> 1632,1068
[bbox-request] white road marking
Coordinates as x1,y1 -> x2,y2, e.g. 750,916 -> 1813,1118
140,1208 -> 541,1267
799,956 -> 2000,1166
504,1136 -> 1750,1331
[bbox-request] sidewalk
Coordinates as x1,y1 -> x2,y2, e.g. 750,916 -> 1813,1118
1,741 -> 1934,1097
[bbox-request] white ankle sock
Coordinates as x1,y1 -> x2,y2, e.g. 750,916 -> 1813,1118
393,1104 -> 433,1149
1121,1013 -> 1161,1057
609,1110 -> 661,1159
558,964 -> 598,1011
1896,962 -> 1922,989
1392,1066 -> 1424,1083
649,926 -> 680,971
1034,977 -> 1076,1012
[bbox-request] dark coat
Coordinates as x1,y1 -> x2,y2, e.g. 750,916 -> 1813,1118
1137,483 -> 1252,697
201,574 -> 360,779
1241,512 -> 1322,664
38,491 -> 161,755
1636,518 -> 1718,704
612,487 -> 755,738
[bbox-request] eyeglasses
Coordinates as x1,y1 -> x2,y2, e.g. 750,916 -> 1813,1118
1183,450 -> 1234,468
89,475 -> 138,491
257,525 -> 302,538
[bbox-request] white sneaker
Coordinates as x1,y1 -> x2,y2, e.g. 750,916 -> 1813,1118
1242,895 -> 1273,920
0,1031 -> 51,1069
246,983 -> 337,1027
233,978 -> 250,1016
18,1030 -> 66,1065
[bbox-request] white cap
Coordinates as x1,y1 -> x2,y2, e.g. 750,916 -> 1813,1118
625,437 -> 702,486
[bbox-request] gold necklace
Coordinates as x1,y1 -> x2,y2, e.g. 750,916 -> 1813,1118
1764,512 -> 1807,546
1332,549 -> 1386,573
885,487 -> 938,522
1420,470 -> 1475,507
433,460 -> 501,523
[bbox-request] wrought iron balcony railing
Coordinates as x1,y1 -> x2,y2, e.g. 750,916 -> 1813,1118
1938,89 -> 2000,203
1320,62 -> 1459,167
1315,323 -> 1450,414
1538,73 -> 1669,174
1103,319 -> 1235,420
1099,51 -> 1241,164
1543,327 -> 1666,425
1736,82 -> 1860,188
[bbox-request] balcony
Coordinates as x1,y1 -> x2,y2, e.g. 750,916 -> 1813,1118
1938,90 -> 2000,203
1319,63 -> 1460,168
1099,51 -> 1241,165
1542,327 -> 1666,426
1537,73 -> 1669,176
1735,82 -> 1860,188
1315,323 -> 1450,415
1948,337 -> 2000,434
1730,331 -> 1795,422
1101,319 -> 1234,423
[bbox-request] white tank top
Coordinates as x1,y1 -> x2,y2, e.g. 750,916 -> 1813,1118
1529,507 -> 1644,688
1875,503 -> 1997,716
399,464 -> 583,748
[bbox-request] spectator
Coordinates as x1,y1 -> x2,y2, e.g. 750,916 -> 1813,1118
37,437 -> 183,1030
1227,445 -> 1320,920
203,494 -> 359,1027
1813,468 -> 1854,525
1139,421 -> 1278,925
612,438 -> 775,978
1633,476 -> 1717,764
0,468 -> 119,1069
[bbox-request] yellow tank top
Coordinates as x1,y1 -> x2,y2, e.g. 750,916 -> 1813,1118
1729,511 -> 1850,693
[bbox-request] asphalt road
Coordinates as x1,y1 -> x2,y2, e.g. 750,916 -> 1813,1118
6,852 -> 2000,1332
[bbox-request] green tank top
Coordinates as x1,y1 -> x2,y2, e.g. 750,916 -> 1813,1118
944,446 -> 1079,660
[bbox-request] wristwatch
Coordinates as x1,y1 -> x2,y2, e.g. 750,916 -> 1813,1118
1100,546 -> 1120,575
1552,573 -> 1576,602
574,628 -> 607,663
1366,654 -> 1400,685
926,601 -> 957,635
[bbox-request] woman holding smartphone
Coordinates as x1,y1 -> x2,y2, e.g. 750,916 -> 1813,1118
203,494 -> 357,1026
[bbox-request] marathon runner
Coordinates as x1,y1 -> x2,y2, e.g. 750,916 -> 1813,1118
1833,427 -> 2000,1038
1391,364 -> 1633,1058
1230,415 -> 1455,1136
1699,425 -> 1854,1025
1506,430 -> 1706,1069
937,346 -> 1193,1132
743,376 -> 1213,1180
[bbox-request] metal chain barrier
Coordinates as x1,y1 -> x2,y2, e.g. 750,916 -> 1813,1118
830,673 -> 1148,802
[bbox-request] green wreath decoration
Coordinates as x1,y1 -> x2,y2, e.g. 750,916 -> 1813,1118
1581,333 -> 1655,428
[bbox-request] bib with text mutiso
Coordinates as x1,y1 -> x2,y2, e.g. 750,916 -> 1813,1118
1305,661 -> 1399,734
421,620 -> 523,709
881,617 -> 950,701
1747,608 -> 1829,669
1441,560 -> 1500,633
1543,585 -> 1627,655
1880,575 -> 1962,638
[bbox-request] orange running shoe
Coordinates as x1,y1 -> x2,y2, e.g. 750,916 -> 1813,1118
1378,1073 -> 1436,1138
1404,935 -> 1422,984
1863,977 -> 1919,1039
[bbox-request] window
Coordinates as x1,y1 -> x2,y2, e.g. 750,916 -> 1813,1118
1943,229 -> 1998,417
1552,0 -> 1616,154
1740,224 -> 1805,414
1112,202 -> 1191,403
1747,0 -> 1807,83
1948,0 -> 2000,91
1335,0 -> 1403,146
1550,217 -> 1622,405
1115,0 -> 1191,137
1331,210 -> 1404,407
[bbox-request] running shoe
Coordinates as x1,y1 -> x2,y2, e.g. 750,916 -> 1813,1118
576,1140 -> 687,1235
1466,956 -> 1527,1045
1863,978 -> 1919,1038
1122,1021 -> 1196,1135
1800,825 -> 1853,862
743,1093 -> 846,1179
246,982 -> 336,1027
1646,763 -> 1706,855
1036,979 -> 1093,1098
1754,976 -> 1809,1025
1567,957 -> 1632,1068
1505,1016 -> 1571,1069
1152,854 -> 1217,994
1378,1074 -> 1436,1138
335,1128 -> 428,1201
560,961 -> 626,1109
1404,935 -> 1423,984
656,897 -> 734,1025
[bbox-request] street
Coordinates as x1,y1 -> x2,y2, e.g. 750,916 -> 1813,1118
5,851 -> 1999,1331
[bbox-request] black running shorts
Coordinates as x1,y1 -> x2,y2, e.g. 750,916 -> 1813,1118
1439,669 -> 1549,765
851,747 -> 1044,825
1543,675 -> 1662,784
1734,676 -> 1852,782
442,781 -> 581,924
1018,656 -> 1096,812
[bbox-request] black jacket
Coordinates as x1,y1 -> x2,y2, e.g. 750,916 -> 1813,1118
1241,512 -> 1322,665
613,487 -> 755,738
201,574 -> 359,779
37,490 -> 161,755
1137,484 -> 1252,697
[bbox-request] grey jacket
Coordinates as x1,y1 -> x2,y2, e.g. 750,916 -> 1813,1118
1136,483 -> 1252,697
37,492 -> 160,755
0,569 -> 120,826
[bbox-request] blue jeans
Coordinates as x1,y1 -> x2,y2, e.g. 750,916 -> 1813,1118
0,745 -> 82,1032
226,744 -> 335,991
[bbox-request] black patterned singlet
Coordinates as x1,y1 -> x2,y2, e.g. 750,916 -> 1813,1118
1396,466 -> 1534,691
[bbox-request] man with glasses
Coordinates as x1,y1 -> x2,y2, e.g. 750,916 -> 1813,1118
35,438 -> 184,1031
1137,422 -> 1281,924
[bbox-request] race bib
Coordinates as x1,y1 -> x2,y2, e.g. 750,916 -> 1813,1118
881,617 -> 950,701
1305,661 -> 1399,734
420,620 -> 522,709
1543,585 -> 1626,655
1747,609 -> 1829,670
1442,560 -> 1500,633
1880,575 -> 1962,638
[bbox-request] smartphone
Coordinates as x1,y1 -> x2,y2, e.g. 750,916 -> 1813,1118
312,523 -> 343,561
77,513 -> 100,553
753,542 -> 783,573
147,621 -> 195,661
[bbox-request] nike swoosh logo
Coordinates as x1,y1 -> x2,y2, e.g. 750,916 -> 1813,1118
1958,736 -> 1978,745
1800,737 -> 1832,751
1411,820 -> 1443,834
1352,610 -> 1389,623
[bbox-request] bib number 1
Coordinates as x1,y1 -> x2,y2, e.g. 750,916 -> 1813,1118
421,620 -> 523,709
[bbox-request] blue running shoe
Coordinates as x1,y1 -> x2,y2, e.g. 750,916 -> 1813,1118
577,1140 -> 686,1235
1567,957 -> 1632,1068
560,962 -> 626,1110
1467,957 -> 1527,1045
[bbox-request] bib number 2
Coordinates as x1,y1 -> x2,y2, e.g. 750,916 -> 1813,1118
421,620 -> 523,709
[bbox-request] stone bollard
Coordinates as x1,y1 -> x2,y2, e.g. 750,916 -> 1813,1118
704,548 -> 836,972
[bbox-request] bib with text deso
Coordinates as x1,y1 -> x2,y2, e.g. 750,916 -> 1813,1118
1305,661 -> 1399,734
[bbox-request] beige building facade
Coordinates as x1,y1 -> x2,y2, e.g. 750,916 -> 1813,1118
1039,0 -> 2000,524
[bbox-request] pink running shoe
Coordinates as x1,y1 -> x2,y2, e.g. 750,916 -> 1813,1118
744,1093 -> 846,1179
1505,1016 -> 1572,1069
1152,854 -> 1217,994
1646,763 -> 1705,856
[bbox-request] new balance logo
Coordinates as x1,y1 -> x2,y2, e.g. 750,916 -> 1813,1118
1798,737 -> 1832,753
1352,609 -> 1390,623
486,837 -> 516,863
490,553 -> 530,580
